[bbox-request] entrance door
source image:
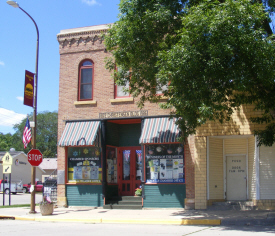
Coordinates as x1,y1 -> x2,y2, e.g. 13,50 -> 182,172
226,155 -> 247,200
118,147 -> 142,196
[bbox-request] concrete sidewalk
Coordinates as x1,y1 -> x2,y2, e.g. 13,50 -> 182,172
0,206 -> 274,226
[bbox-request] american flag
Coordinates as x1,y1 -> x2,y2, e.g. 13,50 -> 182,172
22,117 -> 32,149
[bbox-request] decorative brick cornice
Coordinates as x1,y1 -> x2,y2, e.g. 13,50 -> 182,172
57,24 -> 111,48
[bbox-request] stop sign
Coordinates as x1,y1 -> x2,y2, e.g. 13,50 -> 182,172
27,149 -> 43,166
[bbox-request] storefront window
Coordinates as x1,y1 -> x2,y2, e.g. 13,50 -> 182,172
106,146 -> 117,183
145,143 -> 184,183
136,150 -> 142,180
68,147 -> 102,183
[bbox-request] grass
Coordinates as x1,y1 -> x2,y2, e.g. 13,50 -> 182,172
0,204 -> 31,208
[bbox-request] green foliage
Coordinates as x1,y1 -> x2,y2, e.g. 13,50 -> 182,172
105,0 -> 275,146
11,111 -> 58,156
0,133 -> 13,151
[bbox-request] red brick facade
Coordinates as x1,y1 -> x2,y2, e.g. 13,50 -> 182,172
57,25 -> 194,208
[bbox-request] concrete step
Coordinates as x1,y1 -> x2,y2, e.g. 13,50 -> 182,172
210,201 -> 257,210
107,200 -> 142,206
104,196 -> 142,210
103,204 -> 142,210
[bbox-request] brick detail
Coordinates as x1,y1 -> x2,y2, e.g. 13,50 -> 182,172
185,136 -> 195,199
194,136 -> 207,209
253,200 -> 275,210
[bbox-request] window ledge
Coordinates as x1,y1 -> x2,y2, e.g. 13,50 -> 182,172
110,97 -> 134,103
157,96 -> 169,100
74,100 -> 97,105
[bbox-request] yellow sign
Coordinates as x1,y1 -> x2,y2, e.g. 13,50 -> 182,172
3,165 -> 11,174
2,152 -> 13,165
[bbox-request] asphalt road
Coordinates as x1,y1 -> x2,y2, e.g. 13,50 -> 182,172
0,221 -> 274,236
0,192 -> 43,206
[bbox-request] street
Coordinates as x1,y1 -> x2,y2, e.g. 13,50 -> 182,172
0,192 -> 43,206
0,221 -> 274,236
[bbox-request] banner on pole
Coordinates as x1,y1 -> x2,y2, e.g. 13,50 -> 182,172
24,70 -> 34,107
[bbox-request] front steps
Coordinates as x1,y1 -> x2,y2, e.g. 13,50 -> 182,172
104,196 -> 142,210
209,201 -> 257,210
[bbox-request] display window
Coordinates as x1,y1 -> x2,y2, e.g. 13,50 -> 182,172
67,146 -> 102,183
106,146 -> 118,183
145,143 -> 184,183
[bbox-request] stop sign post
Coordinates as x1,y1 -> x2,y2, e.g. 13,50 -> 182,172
27,149 -> 43,166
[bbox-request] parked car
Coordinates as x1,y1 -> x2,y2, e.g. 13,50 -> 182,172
23,181 -> 43,193
0,179 -> 23,194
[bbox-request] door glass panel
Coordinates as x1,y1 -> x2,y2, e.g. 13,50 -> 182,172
136,150 -> 142,180
123,150 -> 131,180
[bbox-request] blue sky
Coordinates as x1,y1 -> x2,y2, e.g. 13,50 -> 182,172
0,0 -> 120,134
1,1 -> 274,135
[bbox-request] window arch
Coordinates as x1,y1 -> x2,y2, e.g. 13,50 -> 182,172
78,60 -> 94,100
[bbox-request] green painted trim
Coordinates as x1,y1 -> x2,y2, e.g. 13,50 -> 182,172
66,185 -> 103,207
143,184 -> 186,208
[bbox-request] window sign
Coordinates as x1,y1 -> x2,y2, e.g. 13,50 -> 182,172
106,146 -> 117,183
68,147 -> 102,183
145,143 -> 184,183
136,150 -> 142,180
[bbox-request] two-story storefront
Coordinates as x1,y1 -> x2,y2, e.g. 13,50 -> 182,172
57,24 -> 275,210
56,25 -> 193,209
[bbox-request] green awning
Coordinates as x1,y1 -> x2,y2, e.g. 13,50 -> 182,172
59,121 -> 100,146
139,117 -> 180,144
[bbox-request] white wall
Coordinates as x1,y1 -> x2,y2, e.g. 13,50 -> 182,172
259,145 -> 275,199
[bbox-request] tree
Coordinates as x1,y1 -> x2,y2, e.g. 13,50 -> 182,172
105,0 -> 275,146
12,111 -> 58,157
0,132 -> 13,151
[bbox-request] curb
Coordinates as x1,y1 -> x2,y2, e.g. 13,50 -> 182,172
0,215 -> 221,225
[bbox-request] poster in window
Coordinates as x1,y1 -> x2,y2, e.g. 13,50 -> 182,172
106,146 -> 117,183
145,143 -> 184,183
68,147 -> 102,183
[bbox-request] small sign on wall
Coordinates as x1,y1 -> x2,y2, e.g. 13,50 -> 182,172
57,170 -> 65,184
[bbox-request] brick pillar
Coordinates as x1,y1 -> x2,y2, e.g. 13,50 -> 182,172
184,136 -> 195,209
194,136 -> 207,209
57,146 -> 67,207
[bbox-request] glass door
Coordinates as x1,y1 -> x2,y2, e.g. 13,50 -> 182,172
118,146 -> 142,196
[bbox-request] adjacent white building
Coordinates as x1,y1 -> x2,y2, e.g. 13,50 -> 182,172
0,151 -> 45,185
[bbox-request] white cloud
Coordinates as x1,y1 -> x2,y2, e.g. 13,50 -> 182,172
0,108 -> 26,127
0,61 -> 4,66
17,96 -> 24,102
82,0 -> 100,6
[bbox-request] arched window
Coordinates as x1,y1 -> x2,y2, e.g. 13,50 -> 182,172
78,60 -> 94,100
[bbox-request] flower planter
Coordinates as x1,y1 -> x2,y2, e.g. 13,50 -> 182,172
40,203 -> 54,216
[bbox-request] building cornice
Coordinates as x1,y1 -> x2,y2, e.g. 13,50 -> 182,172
57,24 -> 112,48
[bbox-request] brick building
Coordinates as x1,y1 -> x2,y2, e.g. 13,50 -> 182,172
56,24 -> 275,210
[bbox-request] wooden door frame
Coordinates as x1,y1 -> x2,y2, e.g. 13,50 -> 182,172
117,146 -> 141,196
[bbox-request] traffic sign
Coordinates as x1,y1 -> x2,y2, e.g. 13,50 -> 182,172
2,152 -> 13,165
3,165 -> 11,174
27,149 -> 43,166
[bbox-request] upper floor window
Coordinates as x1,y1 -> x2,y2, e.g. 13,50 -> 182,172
115,81 -> 130,98
79,60 -> 94,100
156,78 -> 168,95
115,67 -> 130,98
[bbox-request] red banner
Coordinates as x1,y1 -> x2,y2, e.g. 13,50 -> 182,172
24,70 -> 34,107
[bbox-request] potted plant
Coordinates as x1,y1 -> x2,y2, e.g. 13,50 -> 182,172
39,196 -> 54,216
135,187 -> 142,196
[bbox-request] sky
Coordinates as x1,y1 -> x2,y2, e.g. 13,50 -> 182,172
1,1 -> 274,135
0,0 -> 120,134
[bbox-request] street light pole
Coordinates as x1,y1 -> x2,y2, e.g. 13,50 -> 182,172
7,0 -> 39,214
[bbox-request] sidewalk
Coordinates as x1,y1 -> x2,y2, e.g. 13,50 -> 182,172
1,206 -> 275,226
